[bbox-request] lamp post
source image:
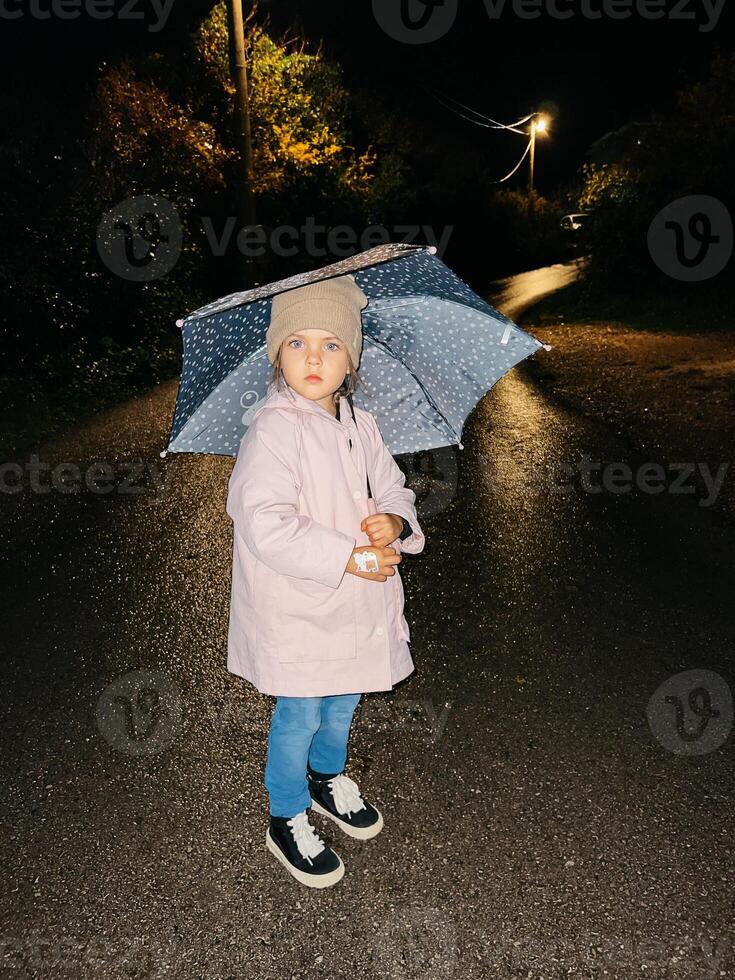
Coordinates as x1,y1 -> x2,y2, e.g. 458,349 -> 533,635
528,114 -> 548,192
228,0 -> 257,287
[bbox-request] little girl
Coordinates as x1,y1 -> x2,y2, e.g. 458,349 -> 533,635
225,273 -> 425,888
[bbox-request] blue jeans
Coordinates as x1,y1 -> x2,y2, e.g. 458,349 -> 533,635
264,694 -> 362,818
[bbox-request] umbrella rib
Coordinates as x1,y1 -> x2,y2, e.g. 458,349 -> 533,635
188,419 -> 214,441
365,335 -> 460,447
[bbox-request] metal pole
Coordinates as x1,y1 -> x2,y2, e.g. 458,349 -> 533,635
228,0 -> 257,286
528,119 -> 536,192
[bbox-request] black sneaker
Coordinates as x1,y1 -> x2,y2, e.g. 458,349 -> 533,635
265,810 -> 345,888
307,764 -> 384,840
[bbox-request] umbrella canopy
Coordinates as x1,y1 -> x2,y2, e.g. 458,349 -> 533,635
162,242 -> 551,458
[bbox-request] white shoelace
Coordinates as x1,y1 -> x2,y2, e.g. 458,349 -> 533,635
287,811 -> 326,864
328,774 -> 367,817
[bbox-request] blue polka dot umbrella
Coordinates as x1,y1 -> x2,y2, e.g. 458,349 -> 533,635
161,242 -> 551,458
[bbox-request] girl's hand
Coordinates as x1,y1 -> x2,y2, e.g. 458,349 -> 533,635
360,513 -> 403,548
345,544 -> 402,582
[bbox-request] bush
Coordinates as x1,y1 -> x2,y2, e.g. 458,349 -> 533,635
475,187 -> 566,279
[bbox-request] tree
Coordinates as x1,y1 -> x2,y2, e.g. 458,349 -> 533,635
578,50 -> 735,295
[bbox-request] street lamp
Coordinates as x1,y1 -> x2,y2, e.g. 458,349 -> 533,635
528,113 -> 550,191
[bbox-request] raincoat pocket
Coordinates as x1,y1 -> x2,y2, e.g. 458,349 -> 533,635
261,572 -> 358,664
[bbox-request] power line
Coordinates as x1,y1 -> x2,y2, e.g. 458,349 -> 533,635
427,87 -> 530,133
423,85 -> 548,186
423,85 -> 532,135
489,139 -> 532,184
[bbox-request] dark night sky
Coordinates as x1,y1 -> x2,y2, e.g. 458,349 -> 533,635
2,0 -> 731,192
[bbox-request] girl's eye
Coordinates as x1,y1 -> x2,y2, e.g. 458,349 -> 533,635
288,339 -> 340,351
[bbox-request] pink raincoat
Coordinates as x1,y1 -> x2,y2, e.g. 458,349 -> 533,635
225,383 -> 425,697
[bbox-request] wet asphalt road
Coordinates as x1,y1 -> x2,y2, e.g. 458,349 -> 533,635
2,267 -> 734,979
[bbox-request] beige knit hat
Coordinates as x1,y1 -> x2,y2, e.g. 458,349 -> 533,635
266,274 -> 369,368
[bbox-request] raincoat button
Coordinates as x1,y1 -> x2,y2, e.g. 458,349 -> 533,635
376,627 -> 384,636
353,490 -> 362,499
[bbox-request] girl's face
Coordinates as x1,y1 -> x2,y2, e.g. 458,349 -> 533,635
279,329 -> 350,412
